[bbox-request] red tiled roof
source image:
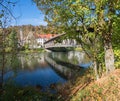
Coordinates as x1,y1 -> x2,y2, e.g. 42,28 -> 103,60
35,34 -> 57,39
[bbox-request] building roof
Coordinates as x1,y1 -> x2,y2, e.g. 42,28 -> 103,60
44,33 -> 66,44
35,34 -> 57,39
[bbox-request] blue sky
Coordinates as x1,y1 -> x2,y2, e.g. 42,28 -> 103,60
12,0 -> 47,26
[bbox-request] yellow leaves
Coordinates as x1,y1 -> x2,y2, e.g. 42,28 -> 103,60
53,10 -> 58,15
75,0 -> 81,4
114,49 -> 120,68
115,61 -> 120,69
84,32 -> 95,40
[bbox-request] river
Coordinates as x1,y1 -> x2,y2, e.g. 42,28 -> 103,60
0,51 -> 91,91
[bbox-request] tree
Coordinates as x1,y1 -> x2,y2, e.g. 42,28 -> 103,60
33,0 -> 120,73
0,0 -> 17,87
93,0 -> 120,72
5,30 -> 18,52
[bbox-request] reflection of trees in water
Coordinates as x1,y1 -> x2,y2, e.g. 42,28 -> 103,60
3,54 -> 20,70
50,51 -> 90,65
0,53 -> 46,87
0,53 -> 20,87
46,51 -> 100,82
45,53 -> 82,80
0,53 -> 47,72
18,53 -> 47,70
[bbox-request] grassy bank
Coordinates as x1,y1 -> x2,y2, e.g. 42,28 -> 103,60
19,48 -> 45,54
70,69 -> 120,101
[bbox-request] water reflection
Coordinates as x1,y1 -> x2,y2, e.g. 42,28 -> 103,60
45,54 -> 80,80
0,51 -> 90,90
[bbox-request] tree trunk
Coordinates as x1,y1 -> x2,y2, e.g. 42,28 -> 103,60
93,60 -> 99,80
104,34 -> 115,73
104,46 -> 115,73
104,18 -> 115,73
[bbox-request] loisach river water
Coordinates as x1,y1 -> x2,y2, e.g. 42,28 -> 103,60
0,51 -> 91,91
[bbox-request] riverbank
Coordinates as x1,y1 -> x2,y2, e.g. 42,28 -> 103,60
19,47 -> 83,53
70,69 -> 120,101
19,48 -> 45,53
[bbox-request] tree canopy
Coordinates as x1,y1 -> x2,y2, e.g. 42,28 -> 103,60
34,0 -> 120,73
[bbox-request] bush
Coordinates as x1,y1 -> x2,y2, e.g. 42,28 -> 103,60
114,49 -> 120,68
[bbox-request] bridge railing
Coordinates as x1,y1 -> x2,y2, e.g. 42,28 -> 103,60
44,43 -> 77,48
44,39 -> 77,48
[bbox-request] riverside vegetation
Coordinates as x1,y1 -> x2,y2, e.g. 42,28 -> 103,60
0,0 -> 120,101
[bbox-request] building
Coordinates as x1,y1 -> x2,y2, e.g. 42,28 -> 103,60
19,29 -> 57,49
35,34 -> 57,48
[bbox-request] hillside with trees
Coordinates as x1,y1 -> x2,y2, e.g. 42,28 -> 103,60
7,25 -> 57,40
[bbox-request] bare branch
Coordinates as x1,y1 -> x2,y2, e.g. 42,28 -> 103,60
0,2 -> 16,20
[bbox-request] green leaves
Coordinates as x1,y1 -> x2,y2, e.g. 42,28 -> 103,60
0,14 -> 4,18
114,49 -> 120,68
34,0 -> 120,71
5,30 -> 18,52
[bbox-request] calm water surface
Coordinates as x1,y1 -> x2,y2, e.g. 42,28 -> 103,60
0,51 -> 90,90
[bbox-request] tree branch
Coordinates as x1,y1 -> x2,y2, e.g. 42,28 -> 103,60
0,1 -> 16,20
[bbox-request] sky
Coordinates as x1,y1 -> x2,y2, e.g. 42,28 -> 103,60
12,0 -> 47,26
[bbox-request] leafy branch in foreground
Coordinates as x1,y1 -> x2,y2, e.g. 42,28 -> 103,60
34,0 -> 120,75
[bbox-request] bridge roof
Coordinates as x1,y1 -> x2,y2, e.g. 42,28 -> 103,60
44,33 -> 66,44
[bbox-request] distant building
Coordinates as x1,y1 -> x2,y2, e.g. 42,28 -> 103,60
35,34 -> 57,47
18,29 -> 57,49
